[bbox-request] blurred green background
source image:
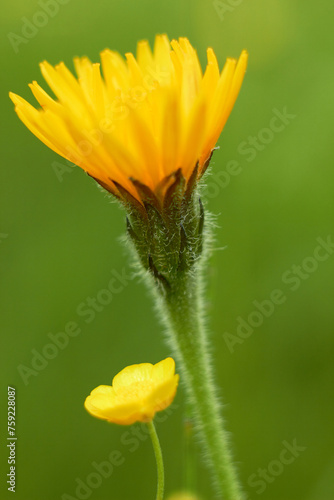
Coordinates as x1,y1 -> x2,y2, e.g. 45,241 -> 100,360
1,0 -> 334,499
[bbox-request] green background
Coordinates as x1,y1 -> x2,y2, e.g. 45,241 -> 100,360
1,0 -> 334,499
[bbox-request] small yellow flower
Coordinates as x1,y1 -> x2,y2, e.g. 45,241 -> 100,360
10,35 -> 247,203
167,493 -> 202,500
84,357 -> 179,425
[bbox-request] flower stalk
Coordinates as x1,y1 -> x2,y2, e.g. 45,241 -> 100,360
158,268 -> 243,500
147,420 -> 165,500
125,164 -> 244,499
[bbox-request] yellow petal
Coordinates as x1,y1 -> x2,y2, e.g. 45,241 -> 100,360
159,87 -> 180,176
152,357 -> 176,382
147,374 -> 179,412
179,94 -> 207,178
154,34 -> 171,69
125,52 -> 144,87
112,363 -> 154,392
100,49 -> 129,94
84,385 -> 142,423
136,39 -> 154,72
40,61 -> 88,120
218,50 -> 248,129
28,81 -> 61,114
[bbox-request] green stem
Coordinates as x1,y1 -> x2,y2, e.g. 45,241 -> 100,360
183,415 -> 196,493
157,269 -> 244,500
147,420 -> 164,500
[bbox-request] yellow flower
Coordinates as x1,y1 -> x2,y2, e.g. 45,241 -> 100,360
10,35 -> 247,203
167,493 -> 202,500
84,357 -> 179,425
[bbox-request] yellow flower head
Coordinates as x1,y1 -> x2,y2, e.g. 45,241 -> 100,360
10,35 -> 247,204
84,357 -> 179,425
167,493 -> 202,500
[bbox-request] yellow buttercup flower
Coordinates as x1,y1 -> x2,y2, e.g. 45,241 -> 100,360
84,357 -> 179,425
167,494 -> 202,500
10,35 -> 247,203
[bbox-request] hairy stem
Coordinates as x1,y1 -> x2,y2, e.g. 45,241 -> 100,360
156,269 -> 243,500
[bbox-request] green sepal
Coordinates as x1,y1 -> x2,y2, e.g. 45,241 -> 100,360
88,174 -> 121,198
91,153 -> 215,290
126,216 -> 149,269
130,178 -> 162,213
144,202 -> 173,278
111,179 -> 147,220
162,168 -> 186,272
